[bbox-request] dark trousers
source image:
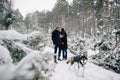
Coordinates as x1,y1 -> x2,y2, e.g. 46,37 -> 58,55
62,49 -> 67,59
54,44 -> 61,62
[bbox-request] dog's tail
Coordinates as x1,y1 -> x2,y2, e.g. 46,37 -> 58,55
66,60 -> 70,64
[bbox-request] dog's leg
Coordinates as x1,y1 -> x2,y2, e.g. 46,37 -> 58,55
77,63 -> 80,76
82,65 -> 86,77
68,64 -> 71,70
73,63 -> 75,70
78,63 -> 80,69
67,60 -> 73,70
73,62 -> 76,71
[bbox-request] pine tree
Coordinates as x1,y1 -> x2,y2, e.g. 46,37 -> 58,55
52,0 -> 69,27
0,0 -> 14,30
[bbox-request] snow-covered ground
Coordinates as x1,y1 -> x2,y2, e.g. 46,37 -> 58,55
50,49 -> 120,80
0,30 -> 120,80
50,61 -> 120,80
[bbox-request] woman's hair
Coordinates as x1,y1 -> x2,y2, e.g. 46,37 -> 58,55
61,28 -> 65,32
61,28 -> 67,35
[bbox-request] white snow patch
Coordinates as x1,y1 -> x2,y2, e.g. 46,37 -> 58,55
43,46 -> 54,54
0,30 -> 40,40
87,49 -> 99,57
0,45 -> 13,64
25,31 -> 40,39
15,51 -> 40,71
0,65 -> 15,80
14,42 -> 34,54
0,30 -> 27,40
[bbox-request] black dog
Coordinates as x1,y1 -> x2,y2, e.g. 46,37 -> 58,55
66,53 -> 88,69
66,52 -> 88,77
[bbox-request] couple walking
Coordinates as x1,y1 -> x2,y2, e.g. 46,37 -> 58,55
52,26 -> 67,63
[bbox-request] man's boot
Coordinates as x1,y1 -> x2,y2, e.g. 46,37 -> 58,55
54,54 -> 57,63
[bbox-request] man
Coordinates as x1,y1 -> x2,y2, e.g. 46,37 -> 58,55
52,27 -> 61,63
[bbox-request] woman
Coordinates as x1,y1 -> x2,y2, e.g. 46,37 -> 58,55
60,28 -> 68,60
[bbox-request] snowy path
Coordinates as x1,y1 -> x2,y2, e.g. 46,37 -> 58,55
50,61 -> 120,80
48,47 -> 120,80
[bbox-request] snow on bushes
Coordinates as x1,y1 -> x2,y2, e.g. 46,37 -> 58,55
0,30 -> 54,80
2,40 -> 26,62
0,45 -> 13,64
68,35 -> 86,55
91,41 -> 120,74
91,49 -> 120,73
68,33 -> 120,74
0,30 -> 43,62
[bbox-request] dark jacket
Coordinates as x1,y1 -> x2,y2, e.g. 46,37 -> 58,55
61,31 -> 67,50
52,30 -> 61,45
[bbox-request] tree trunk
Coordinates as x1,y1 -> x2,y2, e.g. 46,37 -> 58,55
93,14 -> 96,37
5,25 -> 9,30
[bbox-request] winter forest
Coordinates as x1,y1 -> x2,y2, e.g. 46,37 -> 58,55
0,0 -> 120,80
